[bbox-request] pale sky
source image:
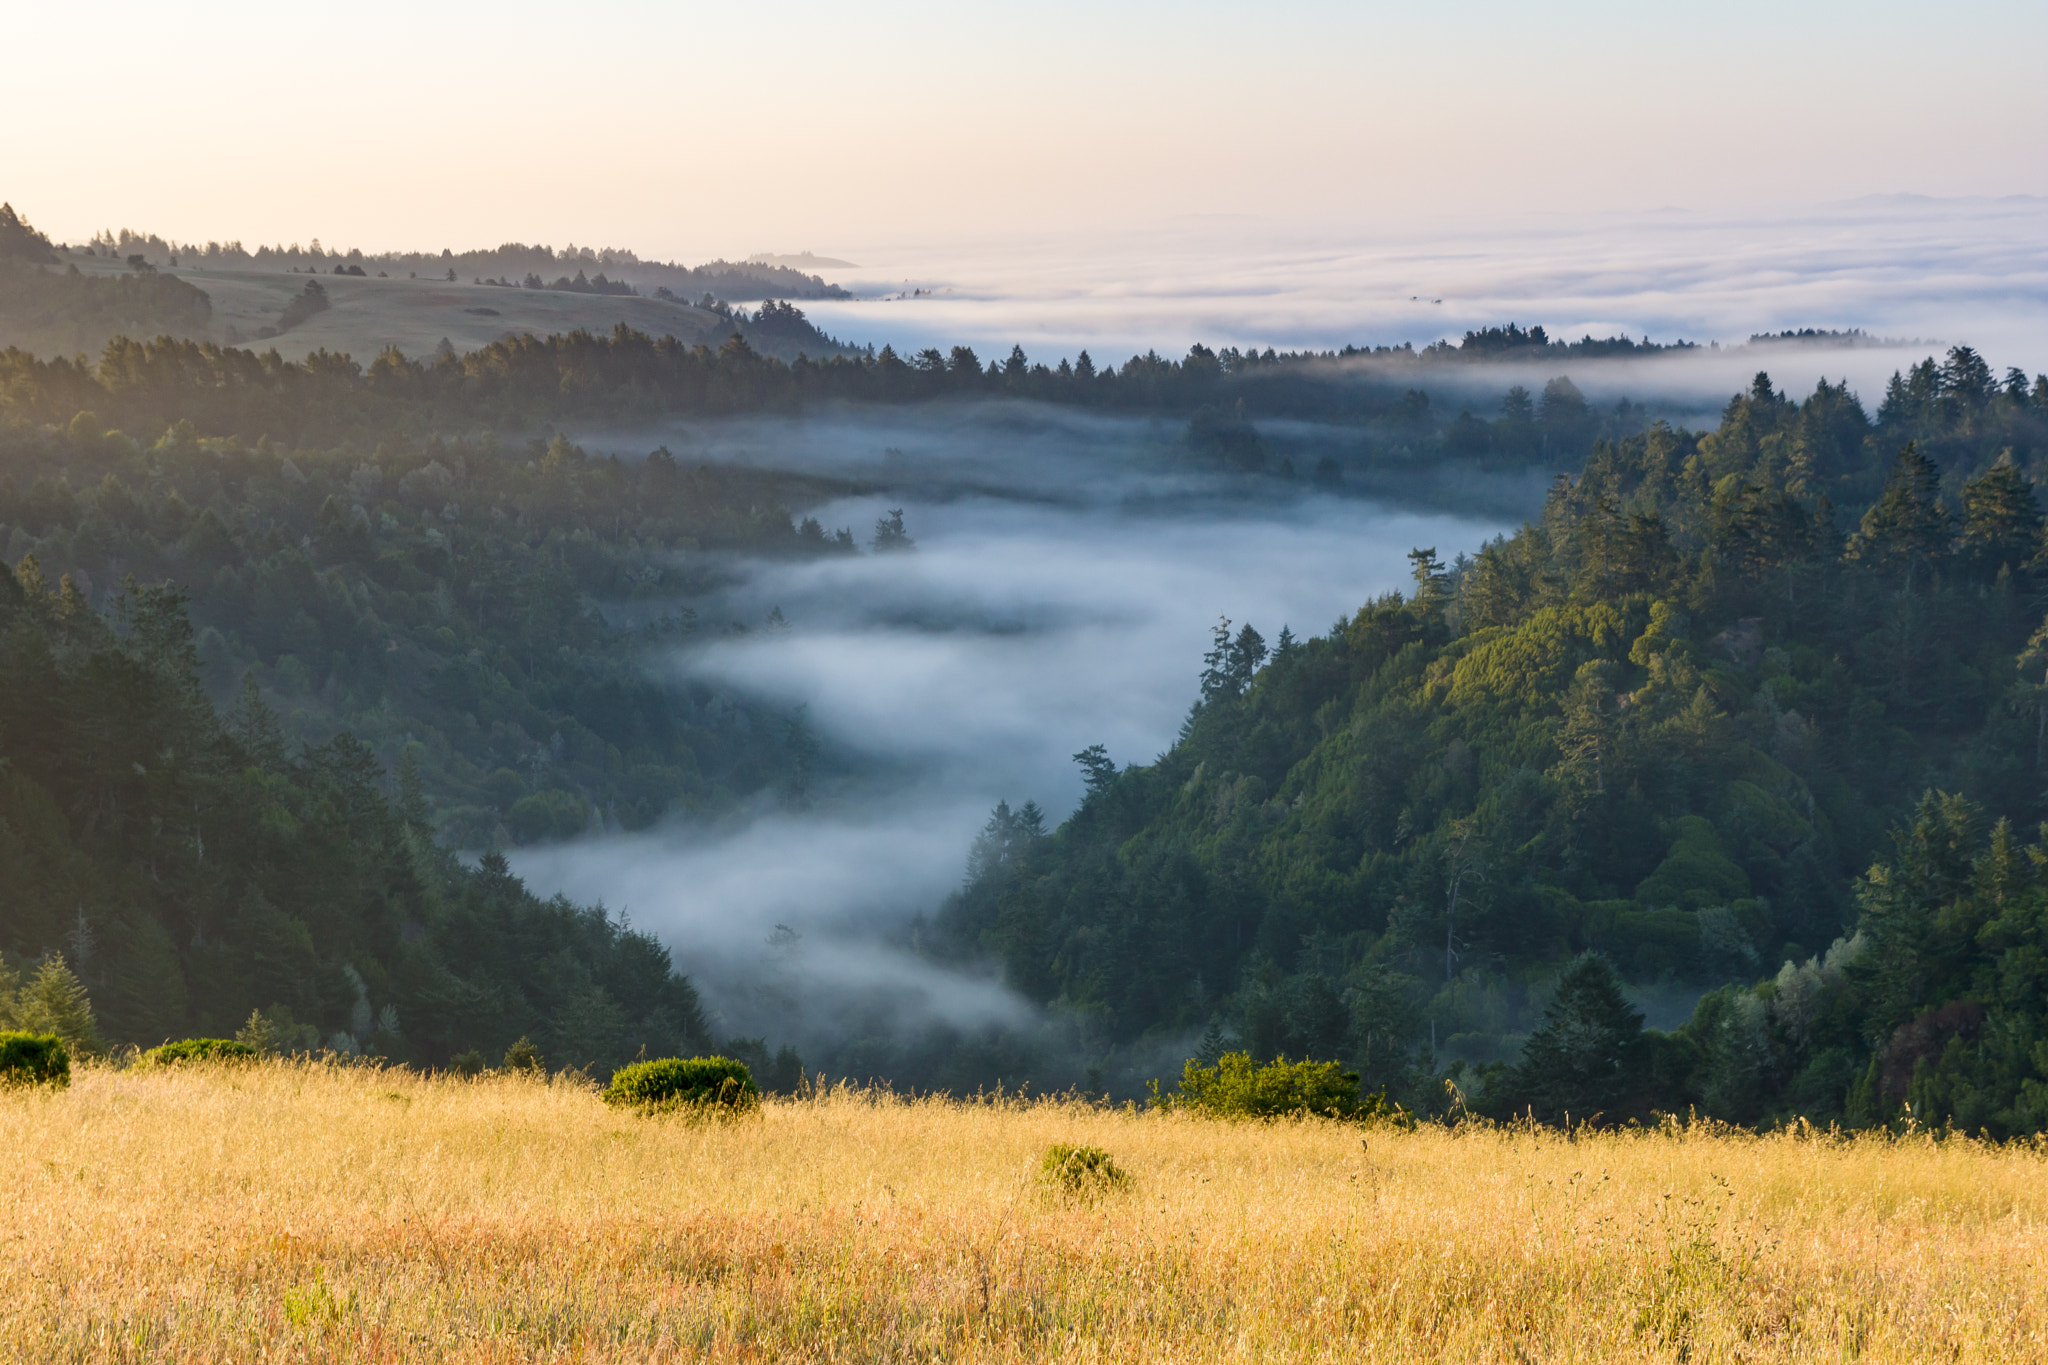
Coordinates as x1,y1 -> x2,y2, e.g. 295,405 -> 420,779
6,0 -> 2045,260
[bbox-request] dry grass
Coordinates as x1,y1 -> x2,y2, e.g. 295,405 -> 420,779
3,1062 -> 2045,1363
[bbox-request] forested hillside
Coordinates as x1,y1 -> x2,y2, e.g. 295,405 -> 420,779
938,352 -> 2048,1134
0,558 -> 714,1065
0,413 -> 858,846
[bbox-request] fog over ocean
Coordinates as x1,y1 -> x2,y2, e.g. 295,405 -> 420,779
802,197 -> 2048,377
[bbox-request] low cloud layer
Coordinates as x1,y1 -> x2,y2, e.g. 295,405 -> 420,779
807,197 -> 2048,378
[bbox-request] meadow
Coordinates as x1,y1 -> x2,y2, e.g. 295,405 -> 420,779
3,1063 -> 2044,1363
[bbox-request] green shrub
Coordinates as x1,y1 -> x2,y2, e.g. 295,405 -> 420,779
0,1031 -> 71,1088
602,1056 -> 759,1114
1038,1143 -> 1129,1200
500,1037 -> 544,1075
1166,1051 -> 1395,1121
139,1038 -> 258,1068
447,1048 -> 487,1078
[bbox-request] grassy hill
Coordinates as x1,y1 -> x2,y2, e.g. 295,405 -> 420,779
1,205 -> 857,364
37,251 -> 855,363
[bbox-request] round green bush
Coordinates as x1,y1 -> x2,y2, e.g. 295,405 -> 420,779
139,1038 -> 259,1068
601,1056 -> 759,1114
0,1031 -> 71,1088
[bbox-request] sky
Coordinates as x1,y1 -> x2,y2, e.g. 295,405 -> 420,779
6,1 -> 2045,257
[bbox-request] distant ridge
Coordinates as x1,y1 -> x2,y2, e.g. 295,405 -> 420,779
750,250 -> 859,270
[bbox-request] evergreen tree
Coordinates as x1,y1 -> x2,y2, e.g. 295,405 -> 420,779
1,955 -> 102,1055
1846,443 -> 1952,587
1408,547 -> 1451,613
1941,346 -> 1995,411
870,508 -> 914,553
1493,954 -> 1647,1123
1073,745 -> 1117,797
1958,452 -> 2041,578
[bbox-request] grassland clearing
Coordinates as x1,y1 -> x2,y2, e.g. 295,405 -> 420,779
51,253 -> 747,362
3,1061 -> 2044,1362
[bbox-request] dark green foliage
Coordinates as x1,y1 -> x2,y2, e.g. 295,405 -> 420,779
500,1037 -> 545,1075
724,1036 -> 806,1093
1038,1143 -> 1129,1199
0,320 -> 1729,452
0,566 -> 716,1070
601,1055 -> 760,1113
0,418 -> 846,844
1487,955 -> 1648,1123
139,1037 -> 257,1067
0,1031 -> 70,1087
1959,452 -> 2041,578
1847,443 -> 1950,583
0,955 -> 102,1056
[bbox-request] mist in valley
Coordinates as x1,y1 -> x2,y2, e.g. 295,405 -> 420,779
511,400 -> 1523,1086
505,331 -> 1887,1087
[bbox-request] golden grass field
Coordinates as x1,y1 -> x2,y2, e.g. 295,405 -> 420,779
4,1061 -> 2046,1363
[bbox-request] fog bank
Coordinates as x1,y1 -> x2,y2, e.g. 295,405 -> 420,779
806,197 -> 2048,379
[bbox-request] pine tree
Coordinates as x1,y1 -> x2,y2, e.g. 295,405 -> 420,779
1073,746 -> 1117,797
1198,616 -> 1237,703
1958,452 -> 2041,578
870,509 -> 914,553
1494,954 -> 1647,1123
1408,547 -> 1450,613
1940,346 -> 1995,410
4,955 -> 102,1056
1846,443 -> 1952,588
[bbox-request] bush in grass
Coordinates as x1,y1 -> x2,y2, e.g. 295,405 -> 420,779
500,1036 -> 545,1075
1164,1050 -> 1399,1121
1038,1143 -> 1128,1200
139,1038 -> 258,1068
602,1056 -> 759,1114
0,1031 -> 70,1088
446,1048 -> 487,1078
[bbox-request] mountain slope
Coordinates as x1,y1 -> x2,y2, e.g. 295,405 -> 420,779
938,357 -> 2048,1130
